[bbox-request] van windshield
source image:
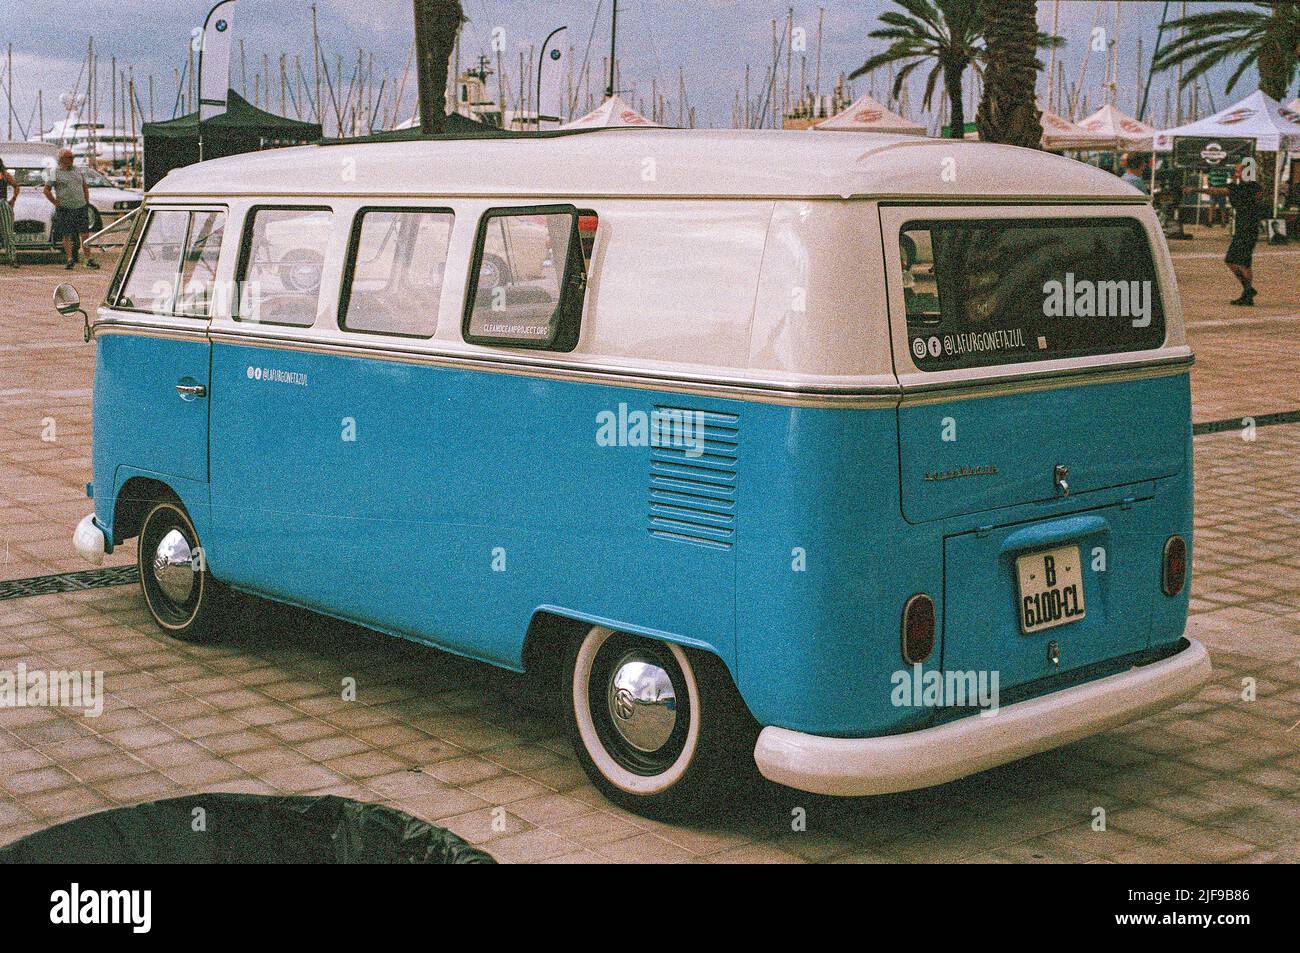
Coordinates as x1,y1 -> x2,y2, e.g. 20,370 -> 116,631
900,218 -> 1166,371
11,167 -> 51,187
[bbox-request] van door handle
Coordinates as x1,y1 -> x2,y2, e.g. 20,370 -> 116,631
176,384 -> 207,398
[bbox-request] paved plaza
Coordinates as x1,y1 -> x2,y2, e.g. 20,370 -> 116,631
1,231 -> 1297,863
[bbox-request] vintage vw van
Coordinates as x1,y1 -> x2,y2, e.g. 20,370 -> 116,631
64,128 -> 1210,818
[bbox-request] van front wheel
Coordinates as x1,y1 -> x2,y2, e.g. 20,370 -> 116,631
563,626 -> 756,819
137,501 -> 224,643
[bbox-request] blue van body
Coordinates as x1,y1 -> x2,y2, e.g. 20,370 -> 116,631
89,338 -> 1193,738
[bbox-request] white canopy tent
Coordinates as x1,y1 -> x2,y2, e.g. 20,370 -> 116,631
813,93 -> 927,135
1154,91 -> 1300,215
1153,91 -> 1300,153
560,96 -> 660,129
1038,104 -> 1109,151
1076,105 -> 1158,152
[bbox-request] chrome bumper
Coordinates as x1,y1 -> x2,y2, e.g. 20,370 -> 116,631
73,514 -> 107,566
754,638 -> 1211,797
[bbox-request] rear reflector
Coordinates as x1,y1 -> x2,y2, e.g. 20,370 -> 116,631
901,593 -> 936,665
1162,535 -> 1187,597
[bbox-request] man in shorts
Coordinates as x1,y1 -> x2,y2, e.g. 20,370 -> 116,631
42,149 -> 99,271
1204,164 -> 1262,306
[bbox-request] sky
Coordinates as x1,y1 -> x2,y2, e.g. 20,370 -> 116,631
0,0 -> 1276,140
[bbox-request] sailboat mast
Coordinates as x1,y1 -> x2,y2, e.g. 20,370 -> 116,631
606,0 -> 618,98
1047,0 -> 1060,112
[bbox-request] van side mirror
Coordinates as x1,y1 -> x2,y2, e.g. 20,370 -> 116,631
53,283 -> 82,315
53,283 -> 91,342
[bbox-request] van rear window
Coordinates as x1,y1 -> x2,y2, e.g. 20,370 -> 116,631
462,205 -> 592,351
900,218 -> 1165,371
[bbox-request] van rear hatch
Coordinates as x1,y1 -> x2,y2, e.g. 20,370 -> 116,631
880,205 -> 1191,689
883,209 -> 1184,524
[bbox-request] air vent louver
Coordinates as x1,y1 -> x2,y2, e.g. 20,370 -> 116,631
647,405 -> 738,549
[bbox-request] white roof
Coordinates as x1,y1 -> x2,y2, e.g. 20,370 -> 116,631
1077,105 -> 1157,150
149,128 -> 1140,201
813,93 -> 927,135
1153,91 -> 1300,153
560,96 -> 660,129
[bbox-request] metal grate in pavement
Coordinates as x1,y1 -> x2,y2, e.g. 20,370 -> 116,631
1193,409 -> 1300,435
0,565 -> 138,601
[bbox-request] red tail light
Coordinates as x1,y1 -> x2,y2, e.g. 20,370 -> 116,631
1162,535 -> 1187,596
901,594 -> 936,664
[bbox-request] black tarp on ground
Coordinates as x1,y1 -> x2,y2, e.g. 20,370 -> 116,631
0,794 -> 495,864
142,90 -> 322,190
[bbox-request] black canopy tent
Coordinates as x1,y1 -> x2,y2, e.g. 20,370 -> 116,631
319,112 -> 524,144
142,90 -> 322,189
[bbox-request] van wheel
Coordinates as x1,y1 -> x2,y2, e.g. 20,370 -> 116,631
280,248 -> 324,294
137,501 -> 223,643
563,626 -> 756,820
478,254 -> 510,291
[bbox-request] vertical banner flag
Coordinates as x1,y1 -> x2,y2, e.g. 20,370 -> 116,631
198,1 -> 237,122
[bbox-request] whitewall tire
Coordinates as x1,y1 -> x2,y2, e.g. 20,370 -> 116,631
563,626 -> 757,819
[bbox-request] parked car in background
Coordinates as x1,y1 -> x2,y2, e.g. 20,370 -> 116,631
1,141 -> 142,254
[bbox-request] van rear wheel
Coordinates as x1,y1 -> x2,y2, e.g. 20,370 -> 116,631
137,501 -> 224,643
563,626 -> 757,820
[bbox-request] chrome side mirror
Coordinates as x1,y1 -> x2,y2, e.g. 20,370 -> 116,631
53,283 -> 82,315
53,283 -> 91,342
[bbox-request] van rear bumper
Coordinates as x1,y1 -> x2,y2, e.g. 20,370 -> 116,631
753,638 -> 1211,797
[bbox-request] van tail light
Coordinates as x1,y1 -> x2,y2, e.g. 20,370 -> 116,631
1162,535 -> 1187,596
901,594 -> 936,665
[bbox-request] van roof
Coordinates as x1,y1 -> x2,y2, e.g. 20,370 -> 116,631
150,127 -> 1144,202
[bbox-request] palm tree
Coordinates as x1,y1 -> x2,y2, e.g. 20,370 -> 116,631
850,0 -> 1062,140
850,0 -> 984,139
976,0 -> 1043,148
1152,1 -> 1299,103
414,0 -> 465,134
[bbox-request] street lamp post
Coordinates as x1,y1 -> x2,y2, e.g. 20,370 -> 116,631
536,25 -> 567,129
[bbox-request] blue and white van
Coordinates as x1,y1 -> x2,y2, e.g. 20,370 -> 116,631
63,128 -> 1210,818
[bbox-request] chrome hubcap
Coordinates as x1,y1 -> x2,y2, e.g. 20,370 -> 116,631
606,653 -> 677,753
152,528 -> 196,604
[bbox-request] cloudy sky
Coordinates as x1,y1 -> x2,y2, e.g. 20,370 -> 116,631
0,0 -> 1268,138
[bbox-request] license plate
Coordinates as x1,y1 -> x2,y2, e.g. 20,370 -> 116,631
1015,545 -> 1086,634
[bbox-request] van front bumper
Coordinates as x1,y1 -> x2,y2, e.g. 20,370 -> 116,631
753,638 -> 1211,797
73,513 -> 108,566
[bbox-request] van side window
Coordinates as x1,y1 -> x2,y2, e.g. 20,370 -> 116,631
116,210 -> 190,314
236,207 -> 332,327
462,205 -> 591,351
339,208 -> 454,338
175,211 -> 226,317
106,208 -> 148,306
900,218 -> 1166,371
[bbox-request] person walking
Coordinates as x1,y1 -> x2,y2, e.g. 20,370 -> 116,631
42,149 -> 99,271
0,158 -> 20,268
1204,165 -> 1264,306
1120,153 -> 1149,194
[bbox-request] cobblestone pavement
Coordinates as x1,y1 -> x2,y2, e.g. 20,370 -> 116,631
1,240 -> 1297,863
